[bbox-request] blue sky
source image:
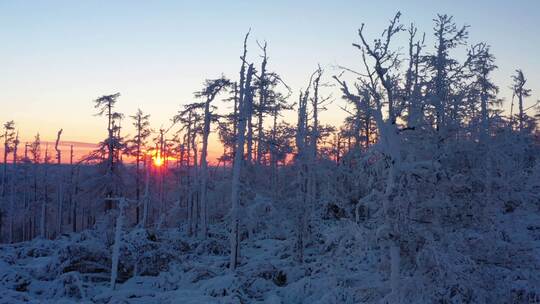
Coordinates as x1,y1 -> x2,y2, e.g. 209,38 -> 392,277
1,0 -> 539,145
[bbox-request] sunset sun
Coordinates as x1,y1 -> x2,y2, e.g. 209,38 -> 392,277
153,155 -> 164,167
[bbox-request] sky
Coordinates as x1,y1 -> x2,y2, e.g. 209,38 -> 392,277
1,0 -> 539,160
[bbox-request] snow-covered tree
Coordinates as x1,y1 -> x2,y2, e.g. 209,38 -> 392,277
126,109 -> 152,223
194,76 -> 230,238
93,93 -> 125,206
230,31 -> 254,270
1,120 -> 16,197
511,69 -> 532,132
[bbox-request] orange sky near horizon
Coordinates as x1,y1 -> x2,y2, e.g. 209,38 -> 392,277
0,138 -> 226,165
2,1 -> 540,165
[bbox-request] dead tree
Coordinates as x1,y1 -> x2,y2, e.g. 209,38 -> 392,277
93,93 -> 123,204
231,31 -> 252,270
174,103 -> 203,235
41,144 -> 50,238
294,87 -> 310,263
128,109 -> 151,223
195,77 -> 231,238
511,69 -> 531,132
55,129 -> 64,235
1,121 -> 16,197
354,12 -> 405,301
255,42 -> 268,166
8,131 -> 19,243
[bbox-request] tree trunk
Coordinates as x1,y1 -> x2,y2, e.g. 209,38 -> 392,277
199,98 -> 212,238
110,198 -> 126,290
142,157 -> 150,228
230,64 -> 253,270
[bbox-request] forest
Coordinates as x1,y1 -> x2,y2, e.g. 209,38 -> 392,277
1,12 -> 540,304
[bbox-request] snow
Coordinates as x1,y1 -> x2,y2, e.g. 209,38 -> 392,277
1,192 -> 539,304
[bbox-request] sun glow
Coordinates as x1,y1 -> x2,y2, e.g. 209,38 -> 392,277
153,154 -> 164,167
150,149 -> 177,168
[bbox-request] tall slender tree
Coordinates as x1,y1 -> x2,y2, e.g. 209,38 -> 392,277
93,93 -> 124,204
428,14 -> 469,133
174,103 -> 203,235
230,31 -> 253,270
194,77 -> 231,238
2,121 -> 16,197
127,109 -> 151,223
54,129 -> 64,235
511,69 -> 531,132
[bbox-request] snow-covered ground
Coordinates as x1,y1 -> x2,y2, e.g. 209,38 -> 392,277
1,197 -> 539,304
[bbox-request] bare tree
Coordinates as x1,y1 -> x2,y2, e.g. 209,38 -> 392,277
354,13 -> 404,124
8,131 -> 19,243
268,93 -> 292,194
294,86 -> 309,263
54,129 -> 64,235
93,93 -> 124,206
404,24 -> 425,129
174,103 -> 203,235
352,12 -> 406,301
511,69 -> 531,132
40,143 -> 51,238
195,76 -> 231,238
1,121 -> 16,197
255,42 -> 269,166
127,109 -> 151,223
230,31 -> 253,270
